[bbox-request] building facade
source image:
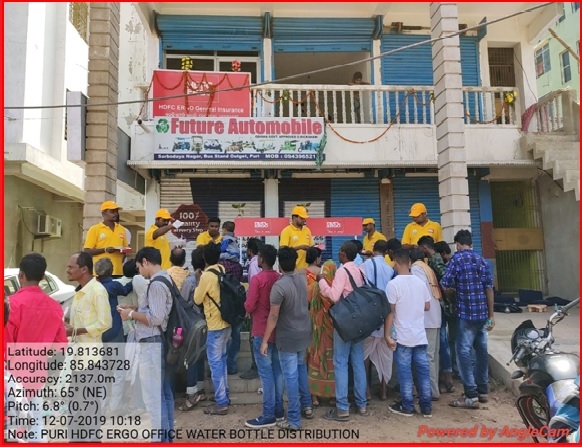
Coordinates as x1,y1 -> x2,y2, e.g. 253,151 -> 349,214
534,2 -> 580,99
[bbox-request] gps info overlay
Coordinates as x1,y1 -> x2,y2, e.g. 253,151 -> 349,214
5,342 -> 161,442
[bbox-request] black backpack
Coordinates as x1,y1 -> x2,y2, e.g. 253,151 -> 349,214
148,276 -> 208,371
329,268 -> 390,343
206,268 -> 247,326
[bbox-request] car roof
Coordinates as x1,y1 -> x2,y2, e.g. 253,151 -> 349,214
4,268 -> 59,279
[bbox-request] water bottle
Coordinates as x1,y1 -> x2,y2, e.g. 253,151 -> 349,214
172,327 -> 184,348
391,327 -> 397,342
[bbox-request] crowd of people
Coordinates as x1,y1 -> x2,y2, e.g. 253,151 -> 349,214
4,200 -> 496,441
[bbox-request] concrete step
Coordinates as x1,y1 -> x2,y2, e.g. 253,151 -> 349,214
520,133 -> 579,153
534,146 -> 580,164
551,159 -> 580,180
204,375 -> 263,394
563,170 -> 580,193
577,179 -> 580,201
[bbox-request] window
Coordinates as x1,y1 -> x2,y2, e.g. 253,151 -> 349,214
535,44 -> 551,77
40,276 -> 57,295
69,2 -> 89,43
572,2 -> 580,13
558,11 -> 566,23
165,50 -> 260,84
561,51 -> 572,83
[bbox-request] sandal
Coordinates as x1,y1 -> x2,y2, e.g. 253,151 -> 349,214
312,396 -> 320,407
449,398 -> 479,410
357,406 -> 369,417
301,406 -> 314,419
203,404 -> 228,415
178,391 -> 207,411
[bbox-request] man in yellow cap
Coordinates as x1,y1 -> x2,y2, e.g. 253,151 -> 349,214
145,209 -> 176,269
280,206 -> 313,269
362,218 -> 387,257
84,201 -> 129,276
402,203 -> 443,250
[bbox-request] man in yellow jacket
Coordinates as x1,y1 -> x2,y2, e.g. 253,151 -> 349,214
279,206 -> 313,270
145,208 -> 175,269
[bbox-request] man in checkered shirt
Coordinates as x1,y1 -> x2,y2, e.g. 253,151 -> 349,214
440,229 -> 494,410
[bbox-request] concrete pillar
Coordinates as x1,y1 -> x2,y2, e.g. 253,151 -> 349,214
264,178 -> 279,248
430,2 -> 471,244
372,39 -> 384,123
83,3 -> 120,233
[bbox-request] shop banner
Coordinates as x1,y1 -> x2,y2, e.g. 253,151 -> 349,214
234,217 -> 362,237
152,70 -> 251,118
154,116 -> 326,162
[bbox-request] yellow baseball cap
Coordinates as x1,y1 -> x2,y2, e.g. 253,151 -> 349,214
409,203 -> 427,217
101,201 -> 122,211
362,218 -> 375,225
155,208 -> 172,219
291,206 -> 309,219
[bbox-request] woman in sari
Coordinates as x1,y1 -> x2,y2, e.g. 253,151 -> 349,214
305,250 -> 337,407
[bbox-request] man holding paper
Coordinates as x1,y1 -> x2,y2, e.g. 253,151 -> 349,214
146,208 -> 180,269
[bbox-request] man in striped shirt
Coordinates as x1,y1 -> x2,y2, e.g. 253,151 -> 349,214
119,247 -> 174,442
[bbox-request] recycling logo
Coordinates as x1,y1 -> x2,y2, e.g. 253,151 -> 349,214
156,118 -> 170,133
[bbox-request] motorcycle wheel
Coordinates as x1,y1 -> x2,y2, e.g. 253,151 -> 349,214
516,395 -> 549,443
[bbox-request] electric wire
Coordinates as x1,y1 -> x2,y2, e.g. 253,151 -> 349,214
3,2 -> 553,112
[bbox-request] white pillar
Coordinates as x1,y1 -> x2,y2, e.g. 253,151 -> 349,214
372,39 -> 384,123
430,2 -> 471,244
144,177 -> 160,228
264,178 -> 279,248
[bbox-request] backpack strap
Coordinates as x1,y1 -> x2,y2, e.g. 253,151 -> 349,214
205,268 -> 223,313
370,258 -> 378,288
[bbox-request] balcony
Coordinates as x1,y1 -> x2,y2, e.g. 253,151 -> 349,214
129,84 -> 531,170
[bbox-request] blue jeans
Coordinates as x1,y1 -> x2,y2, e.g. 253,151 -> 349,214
394,343 -> 432,413
253,336 -> 284,419
456,318 -> 489,399
333,329 -> 367,412
227,323 -> 241,373
186,358 -> 205,391
207,327 -> 232,406
439,306 -> 453,373
278,349 -> 312,428
138,336 -> 174,443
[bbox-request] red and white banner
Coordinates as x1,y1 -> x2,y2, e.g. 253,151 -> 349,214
152,70 -> 251,118
234,217 -> 363,237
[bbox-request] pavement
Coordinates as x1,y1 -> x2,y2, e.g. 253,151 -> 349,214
487,304 -> 580,395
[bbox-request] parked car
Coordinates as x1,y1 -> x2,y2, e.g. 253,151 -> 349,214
4,268 -> 75,314
204,139 -> 223,151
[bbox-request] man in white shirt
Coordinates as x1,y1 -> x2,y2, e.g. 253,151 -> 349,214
318,241 -> 368,421
384,249 -> 433,418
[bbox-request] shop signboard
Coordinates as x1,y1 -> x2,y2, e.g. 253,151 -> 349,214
234,217 -> 362,237
152,69 -> 251,118
153,117 -> 326,162
171,204 -> 208,240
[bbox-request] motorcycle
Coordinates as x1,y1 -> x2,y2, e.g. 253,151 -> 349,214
507,297 -> 580,442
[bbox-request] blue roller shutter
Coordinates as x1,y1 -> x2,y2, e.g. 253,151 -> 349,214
156,15 -> 263,51
392,174 -> 482,254
380,35 -> 481,124
330,178 -> 381,263
273,18 -> 375,52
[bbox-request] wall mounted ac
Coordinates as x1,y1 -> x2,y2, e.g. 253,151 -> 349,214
36,215 -> 62,238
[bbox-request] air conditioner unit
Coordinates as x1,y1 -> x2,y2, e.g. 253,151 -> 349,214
36,215 -> 62,238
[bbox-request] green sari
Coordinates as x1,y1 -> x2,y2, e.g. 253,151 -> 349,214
306,260 -> 337,398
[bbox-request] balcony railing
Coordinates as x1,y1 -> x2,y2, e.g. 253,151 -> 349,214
251,84 -> 520,126
522,88 -> 579,135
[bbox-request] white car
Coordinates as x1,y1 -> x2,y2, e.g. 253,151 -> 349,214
4,268 -> 75,314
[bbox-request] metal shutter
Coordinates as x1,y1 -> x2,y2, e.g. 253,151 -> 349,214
330,178 -> 381,263
156,15 -> 263,51
272,18 -> 375,52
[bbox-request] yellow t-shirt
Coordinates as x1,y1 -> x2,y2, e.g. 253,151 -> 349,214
145,224 -> 171,269
363,230 -> 387,252
385,255 -> 395,267
279,224 -> 314,270
196,231 -> 223,246
84,222 -> 128,275
401,219 -> 443,246
193,264 -> 230,331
